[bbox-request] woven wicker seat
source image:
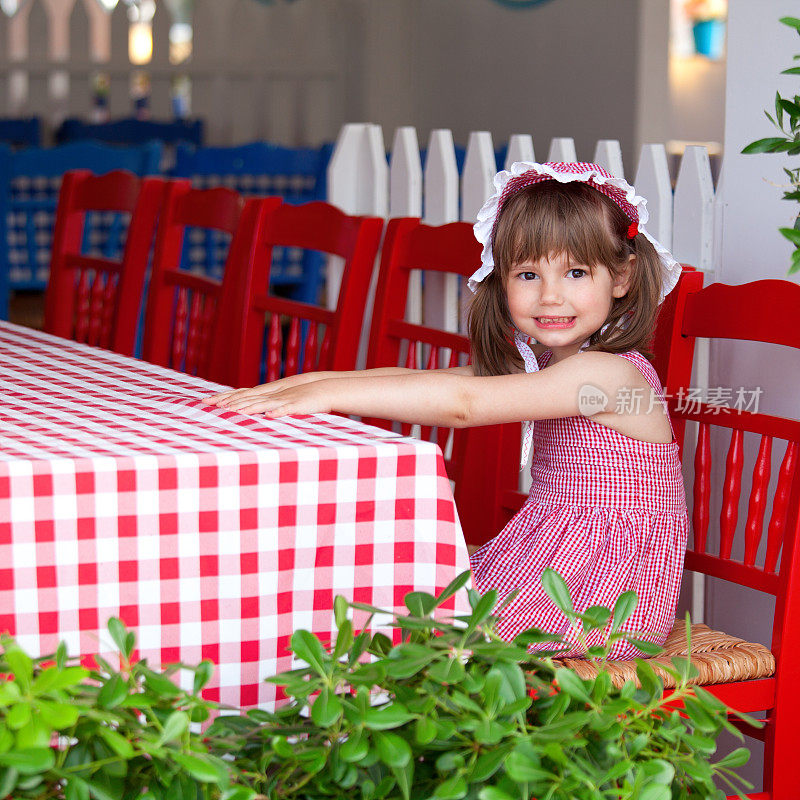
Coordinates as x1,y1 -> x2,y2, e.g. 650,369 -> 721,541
559,619 -> 776,689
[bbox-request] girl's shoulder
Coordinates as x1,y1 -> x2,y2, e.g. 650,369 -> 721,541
540,348 -> 662,396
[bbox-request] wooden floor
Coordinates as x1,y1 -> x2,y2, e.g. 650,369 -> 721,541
9,291 -> 45,330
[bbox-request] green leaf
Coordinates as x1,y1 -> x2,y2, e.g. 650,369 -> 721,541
4,647 -> 33,693
627,637 -> 662,656
0,748 -> 55,775
157,710 -> 189,745
0,682 -> 21,707
782,66 -> 800,75
780,15 -> 800,30
478,789 -> 515,800
554,668 -> 591,704
171,753 -> 226,784
471,747 -> 510,782
334,620 -> 354,658
311,688 -> 343,727
684,698 -> 717,733
85,780 -> 119,800
6,702 -> 31,730
35,698 -> 80,729
579,605 -> 611,631
540,569 -> 573,614
97,727 -> 135,760
639,786 -> 670,800
435,571 -> 472,607
31,665 -> 89,694
290,630 -> 330,676
415,716 -> 437,745
642,758 -> 675,784
64,776 -> 90,800
741,136 -> 788,154
468,590 -> 498,628
391,761 -> 414,800
611,591 -> 637,630
404,591 -> 438,617
373,732 -> 411,768
107,617 -> 128,655
505,751 -> 553,782
779,226 -> 800,246
339,729 -> 369,763
96,674 -> 128,710
221,789 -> 258,800
363,703 -> 415,730
333,595 -> 349,628
193,660 -> 214,694
433,775 -> 468,800
716,747 -> 750,768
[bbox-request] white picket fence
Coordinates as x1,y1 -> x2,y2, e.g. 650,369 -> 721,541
0,0 -> 344,146
328,122 -> 715,621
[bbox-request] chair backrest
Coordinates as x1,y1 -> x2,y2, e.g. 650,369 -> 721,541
43,170 -> 165,356
142,182 -> 279,385
666,280 -> 800,666
463,265 -> 705,547
221,201 -> 383,387
0,142 -> 162,312
173,142 -> 333,304
0,117 -> 41,148
56,118 -> 204,147
365,217 -> 485,501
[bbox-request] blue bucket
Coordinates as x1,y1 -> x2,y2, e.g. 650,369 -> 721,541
692,18 -> 725,59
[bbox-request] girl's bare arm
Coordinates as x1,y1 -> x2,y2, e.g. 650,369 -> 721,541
208,351 -> 655,433
204,365 -> 474,407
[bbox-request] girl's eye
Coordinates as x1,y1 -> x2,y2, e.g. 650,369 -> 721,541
569,268 -> 587,279
519,271 -> 537,281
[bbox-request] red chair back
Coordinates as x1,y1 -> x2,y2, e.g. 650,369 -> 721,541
44,169 -> 164,355
482,265 -> 705,543
666,279 -> 800,796
366,217 -> 502,543
142,182 -> 279,385
225,201 -> 383,387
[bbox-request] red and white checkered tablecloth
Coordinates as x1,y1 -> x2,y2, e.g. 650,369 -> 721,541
0,322 -> 470,708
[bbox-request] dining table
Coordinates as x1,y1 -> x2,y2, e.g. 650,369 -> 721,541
0,321 -> 470,708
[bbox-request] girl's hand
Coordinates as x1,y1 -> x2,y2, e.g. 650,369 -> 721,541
216,379 -> 334,417
203,371 -> 331,408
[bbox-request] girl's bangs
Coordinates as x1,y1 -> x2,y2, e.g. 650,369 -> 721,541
495,183 -> 625,273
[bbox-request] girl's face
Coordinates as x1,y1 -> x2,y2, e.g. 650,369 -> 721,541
505,252 -> 631,363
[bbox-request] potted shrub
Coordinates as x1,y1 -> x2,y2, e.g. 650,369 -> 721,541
0,571 -> 756,799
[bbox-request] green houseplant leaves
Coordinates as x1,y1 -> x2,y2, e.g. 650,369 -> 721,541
0,569 -> 757,799
742,16 -> 800,274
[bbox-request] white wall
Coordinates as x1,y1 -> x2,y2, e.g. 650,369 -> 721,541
706,0 -> 799,789
357,0 -> 641,167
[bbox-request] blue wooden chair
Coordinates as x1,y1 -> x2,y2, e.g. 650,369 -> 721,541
55,117 -> 204,148
172,141 -> 333,305
0,141 -> 162,320
0,117 -> 41,148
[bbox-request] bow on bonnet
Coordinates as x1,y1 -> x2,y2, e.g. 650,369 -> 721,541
467,161 -> 682,468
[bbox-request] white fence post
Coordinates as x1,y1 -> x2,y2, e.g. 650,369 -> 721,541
423,129 -> 459,334
634,144 -> 674,251
504,133 -> 535,169
593,139 -> 624,179
461,131 -> 496,225
389,126 -> 423,325
547,137 -> 577,163
673,145 -> 715,273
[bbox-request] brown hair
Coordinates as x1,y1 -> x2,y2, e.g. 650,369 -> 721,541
468,180 -> 663,376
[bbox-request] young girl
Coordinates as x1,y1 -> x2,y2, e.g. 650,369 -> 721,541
205,162 -> 688,659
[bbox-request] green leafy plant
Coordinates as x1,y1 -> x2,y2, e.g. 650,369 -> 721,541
210,570 -> 757,800
742,16 -> 800,273
0,622 -> 250,800
0,571 -> 758,800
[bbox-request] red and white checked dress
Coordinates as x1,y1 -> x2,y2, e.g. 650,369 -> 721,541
469,350 -> 688,659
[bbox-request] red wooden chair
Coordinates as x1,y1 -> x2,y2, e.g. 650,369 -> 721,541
141,181 -> 280,385
222,201 -> 383,387
43,169 -> 165,355
562,279 -> 800,799
365,217 -> 511,544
